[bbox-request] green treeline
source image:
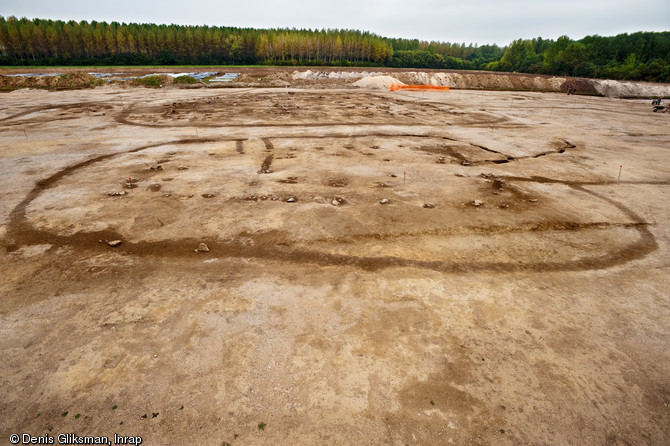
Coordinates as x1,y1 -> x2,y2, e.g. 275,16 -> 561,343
489,34 -> 670,81
388,38 -> 503,70
0,17 -> 393,66
1,16 -> 668,82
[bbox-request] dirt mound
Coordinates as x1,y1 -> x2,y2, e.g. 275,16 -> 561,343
0,72 -> 100,90
292,70 -> 384,80
353,75 -> 404,90
392,71 -> 566,91
129,74 -> 174,88
591,79 -> 670,98
353,70 -> 670,97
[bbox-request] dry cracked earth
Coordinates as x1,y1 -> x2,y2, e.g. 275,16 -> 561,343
0,83 -> 669,445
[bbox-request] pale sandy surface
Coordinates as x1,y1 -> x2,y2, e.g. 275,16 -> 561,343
0,83 -> 669,445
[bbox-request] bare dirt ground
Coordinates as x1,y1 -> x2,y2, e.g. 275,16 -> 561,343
0,79 -> 669,446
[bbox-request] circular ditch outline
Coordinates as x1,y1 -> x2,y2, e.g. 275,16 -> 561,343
5,137 -> 660,273
114,91 -> 512,129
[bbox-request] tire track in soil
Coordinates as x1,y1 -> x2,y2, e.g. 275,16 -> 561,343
4,138 -> 663,274
0,101 -> 115,125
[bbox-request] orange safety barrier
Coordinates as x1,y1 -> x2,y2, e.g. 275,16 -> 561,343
390,84 -> 450,92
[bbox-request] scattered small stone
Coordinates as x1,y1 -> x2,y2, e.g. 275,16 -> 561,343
529,198 -> 538,203
286,197 -> 296,203
383,158 -> 391,162
371,145 -> 380,149
148,184 -> 162,192
106,240 -> 122,247
152,413 -> 159,418
461,160 -> 471,166
248,181 -> 257,186
149,165 -> 163,171
423,203 -> 435,208
271,197 -> 278,201
472,200 -> 483,207
331,199 -> 340,206
380,198 -> 390,204
437,157 -> 446,164
163,193 -> 171,198
389,174 -> 397,178
195,243 -> 209,253
177,166 -> 188,171
245,195 -> 258,201
499,204 -> 510,208
455,173 -> 464,177
162,177 -> 173,182
107,191 -> 127,197
202,193 -> 215,198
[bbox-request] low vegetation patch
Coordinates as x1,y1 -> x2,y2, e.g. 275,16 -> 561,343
174,75 -> 198,84
135,75 -> 162,87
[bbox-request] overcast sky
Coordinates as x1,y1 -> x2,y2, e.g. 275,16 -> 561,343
2,0 -> 668,46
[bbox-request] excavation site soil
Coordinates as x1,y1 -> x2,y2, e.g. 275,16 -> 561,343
1,70 -> 669,445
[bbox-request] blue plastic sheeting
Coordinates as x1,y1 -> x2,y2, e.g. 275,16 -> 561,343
209,73 -> 241,82
179,72 -> 218,80
137,72 -> 218,80
88,73 -> 126,78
